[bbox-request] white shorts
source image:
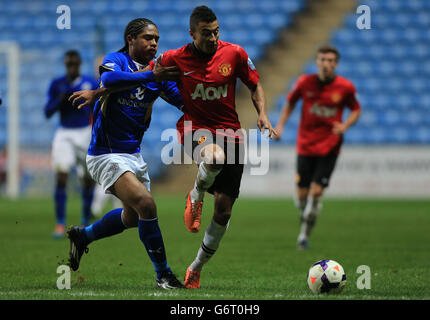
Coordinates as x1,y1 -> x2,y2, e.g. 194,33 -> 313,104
86,152 -> 150,194
51,126 -> 92,177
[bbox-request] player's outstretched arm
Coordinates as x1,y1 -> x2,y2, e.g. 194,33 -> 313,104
101,62 -> 179,88
101,70 -> 156,88
69,80 -> 149,109
273,100 -> 296,141
251,82 -> 277,139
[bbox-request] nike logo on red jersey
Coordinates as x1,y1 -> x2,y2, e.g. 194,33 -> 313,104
183,71 -> 195,76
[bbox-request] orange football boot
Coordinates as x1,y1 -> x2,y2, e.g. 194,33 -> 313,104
184,190 -> 203,233
52,224 -> 66,239
184,266 -> 200,289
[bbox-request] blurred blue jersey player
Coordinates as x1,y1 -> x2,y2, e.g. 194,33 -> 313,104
67,18 -> 185,289
44,50 -> 98,238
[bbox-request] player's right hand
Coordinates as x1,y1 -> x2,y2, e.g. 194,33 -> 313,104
69,90 -> 99,109
273,125 -> 283,141
257,114 -> 278,140
153,56 -> 181,82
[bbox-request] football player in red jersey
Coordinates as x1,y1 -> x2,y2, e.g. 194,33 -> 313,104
159,6 -> 276,288
274,45 -> 361,250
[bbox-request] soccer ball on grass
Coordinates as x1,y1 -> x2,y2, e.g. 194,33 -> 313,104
307,259 -> 346,294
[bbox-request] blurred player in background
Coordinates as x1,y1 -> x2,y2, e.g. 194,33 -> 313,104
44,50 -> 98,238
89,55 -> 122,216
160,6 -> 276,288
274,45 -> 361,250
67,18 -> 186,289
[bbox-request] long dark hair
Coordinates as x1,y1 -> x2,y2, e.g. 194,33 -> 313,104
118,18 -> 157,52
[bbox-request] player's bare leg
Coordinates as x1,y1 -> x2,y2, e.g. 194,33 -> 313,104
185,192 -> 234,288
111,172 -> 184,289
295,187 -> 309,217
53,171 -> 68,238
68,172 -> 184,288
119,202 -> 139,228
297,183 -> 323,249
185,143 -> 224,233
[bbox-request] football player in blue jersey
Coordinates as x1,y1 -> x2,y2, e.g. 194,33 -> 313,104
44,50 -> 98,238
67,18 -> 185,289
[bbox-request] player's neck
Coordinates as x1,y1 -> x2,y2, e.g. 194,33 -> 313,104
191,42 -> 217,58
67,74 -> 80,82
317,73 -> 336,85
128,52 -> 149,68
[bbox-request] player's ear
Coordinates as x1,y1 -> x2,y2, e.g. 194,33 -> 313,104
126,34 -> 134,47
189,29 -> 196,40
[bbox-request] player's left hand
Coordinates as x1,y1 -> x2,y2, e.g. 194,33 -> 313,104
69,90 -> 99,109
257,114 -> 278,139
332,121 -> 348,135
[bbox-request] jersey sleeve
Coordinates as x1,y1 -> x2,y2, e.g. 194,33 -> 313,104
44,80 -> 64,118
287,75 -> 306,105
99,53 -> 124,75
345,83 -> 361,111
236,46 -> 260,90
160,81 -> 183,110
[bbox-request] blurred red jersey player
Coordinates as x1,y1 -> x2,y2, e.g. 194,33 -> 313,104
274,45 -> 361,250
159,6 -> 276,289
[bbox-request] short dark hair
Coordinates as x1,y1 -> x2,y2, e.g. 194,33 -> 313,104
190,6 -> 217,31
64,50 -> 81,60
317,45 -> 340,61
118,18 -> 157,52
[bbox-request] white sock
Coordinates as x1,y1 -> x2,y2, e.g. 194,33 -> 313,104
189,219 -> 227,272
190,162 -> 221,203
298,196 -> 321,241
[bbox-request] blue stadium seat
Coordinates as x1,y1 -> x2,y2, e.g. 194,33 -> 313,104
270,0 -> 430,145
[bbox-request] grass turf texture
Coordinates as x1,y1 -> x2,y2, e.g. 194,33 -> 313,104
0,195 -> 429,300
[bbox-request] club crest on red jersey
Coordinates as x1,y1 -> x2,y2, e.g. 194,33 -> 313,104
218,63 -> 232,77
197,136 -> 207,145
331,92 -> 342,103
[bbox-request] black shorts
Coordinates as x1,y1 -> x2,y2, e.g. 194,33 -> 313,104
296,152 -> 339,188
184,133 -> 244,199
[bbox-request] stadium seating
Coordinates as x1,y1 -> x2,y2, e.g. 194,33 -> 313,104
271,0 -> 430,145
0,0 -> 305,179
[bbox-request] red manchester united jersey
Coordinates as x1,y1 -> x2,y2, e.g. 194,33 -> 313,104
160,40 -> 260,143
287,74 -> 360,156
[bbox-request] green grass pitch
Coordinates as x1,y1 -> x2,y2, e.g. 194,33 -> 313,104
0,195 -> 429,300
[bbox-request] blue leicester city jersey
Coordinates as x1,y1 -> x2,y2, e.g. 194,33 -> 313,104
45,75 -> 98,128
88,51 -> 183,156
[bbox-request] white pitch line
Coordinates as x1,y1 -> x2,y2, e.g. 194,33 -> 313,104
0,291 -> 428,300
